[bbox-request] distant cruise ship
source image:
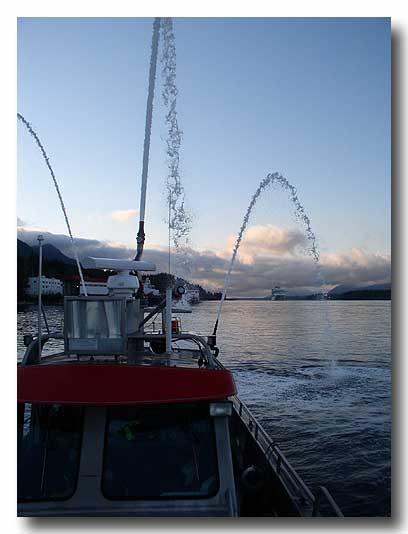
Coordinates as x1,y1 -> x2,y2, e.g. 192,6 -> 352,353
270,286 -> 287,301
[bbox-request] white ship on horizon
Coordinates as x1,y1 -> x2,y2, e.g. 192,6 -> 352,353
270,286 -> 287,301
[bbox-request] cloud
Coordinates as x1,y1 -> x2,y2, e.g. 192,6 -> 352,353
17,227 -> 391,297
225,224 -> 307,263
17,228 -> 135,259
110,209 -> 138,222
322,248 -> 391,286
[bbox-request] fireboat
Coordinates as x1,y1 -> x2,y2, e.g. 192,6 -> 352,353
17,17 -> 343,518
17,255 -> 342,517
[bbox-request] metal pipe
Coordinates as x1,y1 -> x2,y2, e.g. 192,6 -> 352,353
37,234 -> 43,361
165,287 -> 172,353
138,298 -> 166,330
312,486 -> 344,517
130,332 -> 215,366
42,306 -> 50,335
135,17 -> 161,261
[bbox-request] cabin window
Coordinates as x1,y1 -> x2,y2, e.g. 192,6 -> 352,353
102,403 -> 219,499
17,403 -> 83,501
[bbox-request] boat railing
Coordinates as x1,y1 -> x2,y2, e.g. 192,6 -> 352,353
21,333 -> 64,366
231,396 -> 343,517
21,331 -> 218,369
128,332 -> 217,368
312,485 -> 344,517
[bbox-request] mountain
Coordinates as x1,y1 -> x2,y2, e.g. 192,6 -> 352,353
17,239 -> 34,258
328,283 -> 391,296
18,239 -> 76,266
328,282 -> 390,300
17,239 -> 79,301
362,283 -> 391,291
328,284 -> 360,295
31,244 -> 76,265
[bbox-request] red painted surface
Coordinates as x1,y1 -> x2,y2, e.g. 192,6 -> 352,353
17,363 -> 236,405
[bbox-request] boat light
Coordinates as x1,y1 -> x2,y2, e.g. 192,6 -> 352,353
174,285 -> 186,298
210,401 -> 232,417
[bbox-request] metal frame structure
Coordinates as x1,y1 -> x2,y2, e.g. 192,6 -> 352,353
63,296 -> 128,355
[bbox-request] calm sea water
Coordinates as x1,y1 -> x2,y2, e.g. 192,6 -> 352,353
17,300 -> 391,517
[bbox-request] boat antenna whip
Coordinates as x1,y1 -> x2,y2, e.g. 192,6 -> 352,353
37,234 -> 43,361
135,17 -> 161,261
17,113 -> 88,296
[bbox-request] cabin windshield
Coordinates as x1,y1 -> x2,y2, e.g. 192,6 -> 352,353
17,403 -> 83,501
102,403 -> 219,499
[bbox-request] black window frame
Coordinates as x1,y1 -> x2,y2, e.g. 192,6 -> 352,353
101,402 -> 220,501
17,402 -> 85,503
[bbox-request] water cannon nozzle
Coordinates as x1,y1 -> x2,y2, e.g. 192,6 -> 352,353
174,285 -> 186,299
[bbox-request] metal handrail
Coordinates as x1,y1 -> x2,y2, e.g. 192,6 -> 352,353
232,396 -> 343,517
312,486 -> 344,517
21,333 -> 64,366
131,332 -> 217,367
231,397 -> 313,508
22,330 -> 217,368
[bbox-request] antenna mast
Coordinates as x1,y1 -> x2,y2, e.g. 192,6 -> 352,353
37,234 -> 44,361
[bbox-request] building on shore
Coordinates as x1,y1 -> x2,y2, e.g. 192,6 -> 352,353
143,277 -> 160,297
63,275 -> 109,296
185,288 -> 200,304
26,276 -> 63,296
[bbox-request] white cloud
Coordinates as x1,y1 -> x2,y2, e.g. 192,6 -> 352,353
225,224 -> 307,264
321,248 -> 391,286
17,227 -> 391,297
110,209 -> 138,222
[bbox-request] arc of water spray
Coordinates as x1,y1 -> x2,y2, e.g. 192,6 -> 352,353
17,113 -> 88,296
213,172 -> 324,336
135,17 -> 161,261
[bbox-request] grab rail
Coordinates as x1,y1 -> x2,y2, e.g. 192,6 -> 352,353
232,396 -> 343,517
312,485 -> 344,517
21,333 -> 64,366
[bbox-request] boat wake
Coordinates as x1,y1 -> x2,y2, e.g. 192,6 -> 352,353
232,363 -> 391,409
232,361 -> 391,517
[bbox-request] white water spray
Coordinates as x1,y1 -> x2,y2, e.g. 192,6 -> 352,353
135,17 -> 161,260
160,18 -> 192,253
17,113 -> 88,296
213,172 -> 325,334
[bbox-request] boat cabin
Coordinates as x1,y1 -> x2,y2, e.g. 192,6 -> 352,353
17,257 -> 343,517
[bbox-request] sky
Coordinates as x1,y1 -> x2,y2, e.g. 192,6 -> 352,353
17,17 -> 391,295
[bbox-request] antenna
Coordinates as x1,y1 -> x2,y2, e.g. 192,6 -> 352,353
37,234 -> 44,361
